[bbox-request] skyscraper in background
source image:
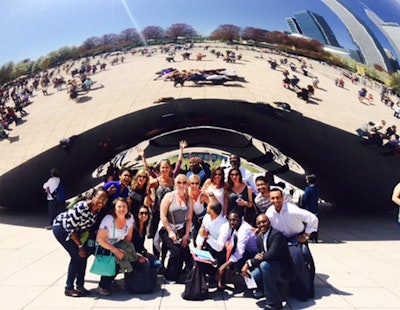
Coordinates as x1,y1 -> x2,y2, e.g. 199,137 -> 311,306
365,8 -> 400,61
285,10 -> 341,47
322,0 -> 395,71
285,17 -> 302,34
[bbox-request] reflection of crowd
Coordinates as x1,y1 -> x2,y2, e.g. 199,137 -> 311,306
0,52 -> 126,142
155,67 -> 243,87
356,120 -> 400,156
50,139 -> 318,309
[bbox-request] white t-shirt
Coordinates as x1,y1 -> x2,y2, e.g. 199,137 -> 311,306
43,176 -> 60,200
99,214 -> 134,244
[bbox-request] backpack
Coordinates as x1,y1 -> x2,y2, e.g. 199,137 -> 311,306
125,266 -> 157,294
52,182 -> 66,202
181,262 -> 208,300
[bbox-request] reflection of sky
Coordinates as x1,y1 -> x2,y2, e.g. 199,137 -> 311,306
0,0 -> 399,66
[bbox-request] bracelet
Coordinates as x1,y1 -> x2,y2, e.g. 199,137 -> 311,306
303,235 -> 309,240
78,244 -> 84,249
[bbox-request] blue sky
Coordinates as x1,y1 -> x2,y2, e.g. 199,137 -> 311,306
0,0 -> 399,66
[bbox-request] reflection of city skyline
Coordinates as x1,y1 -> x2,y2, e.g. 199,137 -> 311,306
282,1 -> 399,71
335,0 -> 400,60
321,0 -> 397,71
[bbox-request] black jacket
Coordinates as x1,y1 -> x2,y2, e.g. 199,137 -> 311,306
250,227 -> 294,281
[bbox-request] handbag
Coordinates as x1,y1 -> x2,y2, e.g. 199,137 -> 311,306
90,249 -> 116,276
90,219 -> 116,276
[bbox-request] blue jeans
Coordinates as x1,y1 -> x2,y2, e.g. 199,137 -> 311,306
251,261 -> 283,304
53,224 -> 87,290
48,200 -> 65,226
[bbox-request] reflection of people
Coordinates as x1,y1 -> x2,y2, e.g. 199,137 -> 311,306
241,214 -> 294,310
392,183 -> 400,225
43,168 -> 65,229
52,187 -> 108,297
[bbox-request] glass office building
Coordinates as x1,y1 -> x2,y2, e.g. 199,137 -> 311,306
287,10 -> 341,47
322,0 -> 394,71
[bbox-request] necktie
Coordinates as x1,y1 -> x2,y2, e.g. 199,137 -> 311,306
226,231 -> 238,261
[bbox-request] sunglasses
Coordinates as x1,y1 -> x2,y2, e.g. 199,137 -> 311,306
214,173 -> 222,176
230,173 -> 239,176
177,181 -> 187,185
139,211 -> 149,215
190,182 -> 199,185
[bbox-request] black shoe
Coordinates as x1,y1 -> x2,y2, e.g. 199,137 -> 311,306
253,289 -> 264,299
64,289 -> 83,297
265,302 -> 283,310
76,286 -> 91,296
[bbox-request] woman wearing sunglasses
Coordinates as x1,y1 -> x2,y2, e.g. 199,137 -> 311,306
132,205 -> 162,270
202,166 -> 229,216
159,174 -> 194,283
227,167 -> 257,227
188,174 -> 209,245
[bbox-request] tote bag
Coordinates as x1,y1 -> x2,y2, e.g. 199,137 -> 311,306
90,219 -> 116,276
90,249 -> 116,277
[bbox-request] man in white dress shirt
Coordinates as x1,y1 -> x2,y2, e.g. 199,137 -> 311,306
215,211 -> 258,288
266,188 -> 318,301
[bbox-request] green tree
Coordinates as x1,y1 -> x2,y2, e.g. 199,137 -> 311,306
390,72 -> 400,94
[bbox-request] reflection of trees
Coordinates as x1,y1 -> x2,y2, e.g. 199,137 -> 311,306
141,26 -> 165,44
390,73 -> 400,94
210,24 -> 241,42
242,27 -> 269,43
166,23 -> 197,42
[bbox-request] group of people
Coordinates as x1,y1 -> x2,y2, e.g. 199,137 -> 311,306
159,68 -> 239,87
47,139 -> 319,309
356,120 -> 399,156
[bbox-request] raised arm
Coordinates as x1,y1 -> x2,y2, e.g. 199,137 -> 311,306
137,147 -> 148,171
172,140 -> 187,177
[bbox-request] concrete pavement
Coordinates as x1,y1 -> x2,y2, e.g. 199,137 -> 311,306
1,208 -> 400,309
